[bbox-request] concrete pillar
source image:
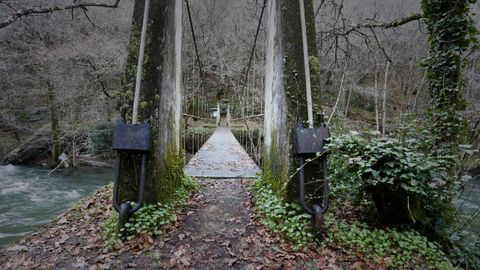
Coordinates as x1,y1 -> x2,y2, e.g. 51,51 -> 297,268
263,0 -> 318,198
226,104 -> 232,126
119,0 -> 183,203
216,103 -> 221,126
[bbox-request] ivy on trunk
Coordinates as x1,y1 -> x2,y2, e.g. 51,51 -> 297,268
421,0 -> 478,148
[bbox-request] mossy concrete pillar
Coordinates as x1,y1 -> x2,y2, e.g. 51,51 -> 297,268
119,0 -> 183,204
263,0 -> 318,199
226,104 -> 232,126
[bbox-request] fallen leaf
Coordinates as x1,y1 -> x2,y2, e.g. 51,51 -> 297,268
98,263 -> 111,269
6,245 -> 27,252
224,258 -> 238,267
174,245 -> 187,257
167,257 -> 177,268
72,257 -> 87,269
58,216 -> 68,224
220,240 -> 230,247
72,247 -> 80,255
180,257 -> 191,267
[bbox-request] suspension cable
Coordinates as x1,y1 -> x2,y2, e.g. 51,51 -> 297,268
240,0 -> 267,102
299,0 -> 314,128
132,0 -> 150,124
185,0 -> 207,99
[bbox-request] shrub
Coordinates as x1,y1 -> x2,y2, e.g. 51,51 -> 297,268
327,132 -> 454,227
327,131 -> 480,269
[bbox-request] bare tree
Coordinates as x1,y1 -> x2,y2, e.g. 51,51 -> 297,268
0,0 -> 121,29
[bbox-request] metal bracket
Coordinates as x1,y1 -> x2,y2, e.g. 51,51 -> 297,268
294,125 -> 329,155
295,124 -> 330,230
118,202 -> 132,232
112,118 -> 151,231
112,119 -> 152,152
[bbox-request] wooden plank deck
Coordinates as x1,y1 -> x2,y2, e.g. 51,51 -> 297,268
184,127 -> 260,178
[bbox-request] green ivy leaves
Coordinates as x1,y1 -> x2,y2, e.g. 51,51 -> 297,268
329,133 -> 450,198
250,179 -> 315,249
421,0 -> 478,145
250,177 -> 454,269
101,175 -> 199,249
323,216 -> 453,269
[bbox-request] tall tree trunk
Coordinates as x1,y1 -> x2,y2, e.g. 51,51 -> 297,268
374,61 -> 380,133
382,61 -> 390,136
421,0 -> 476,146
46,81 -> 60,167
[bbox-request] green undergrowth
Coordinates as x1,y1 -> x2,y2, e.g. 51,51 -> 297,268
328,129 -> 480,268
101,175 -> 199,249
250,179 -> 313,249
324,218 -> 454,269
250,177 -> 455,269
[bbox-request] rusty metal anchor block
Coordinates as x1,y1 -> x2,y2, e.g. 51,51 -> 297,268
112,119 -> 151,231
294,122 -> 330,230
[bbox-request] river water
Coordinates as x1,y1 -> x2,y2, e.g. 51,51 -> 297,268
0,165 -> 113,247
457,177 -> 480,236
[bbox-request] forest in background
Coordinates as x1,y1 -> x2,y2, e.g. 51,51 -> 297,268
0,0 -> 479,161
0,0 -> 133,159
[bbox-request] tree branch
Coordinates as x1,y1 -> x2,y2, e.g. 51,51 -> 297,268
322,13 -> 423,37
0,0 -> 120,29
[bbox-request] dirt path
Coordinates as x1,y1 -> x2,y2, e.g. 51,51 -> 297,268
1,127 -> 282,269
138,179 -> 293,269
0,179 -> 305,270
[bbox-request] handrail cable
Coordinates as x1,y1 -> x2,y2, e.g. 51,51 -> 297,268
234,0 -> 268,162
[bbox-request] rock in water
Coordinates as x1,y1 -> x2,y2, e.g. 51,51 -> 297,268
3,134 -> 50,165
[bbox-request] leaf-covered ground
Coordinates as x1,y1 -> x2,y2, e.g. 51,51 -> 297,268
0,179 -> 375,269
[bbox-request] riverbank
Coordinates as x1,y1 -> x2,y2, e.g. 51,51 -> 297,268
0,165 -> 113,247
0,185 -> 117,269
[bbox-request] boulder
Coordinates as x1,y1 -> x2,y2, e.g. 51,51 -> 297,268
3,133 -> 50,165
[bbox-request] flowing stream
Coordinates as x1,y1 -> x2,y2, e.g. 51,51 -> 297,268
0,165 -> 113,247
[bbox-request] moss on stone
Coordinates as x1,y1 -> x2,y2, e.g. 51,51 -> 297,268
152,146 -> 185,203
262,133 -> 289,199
